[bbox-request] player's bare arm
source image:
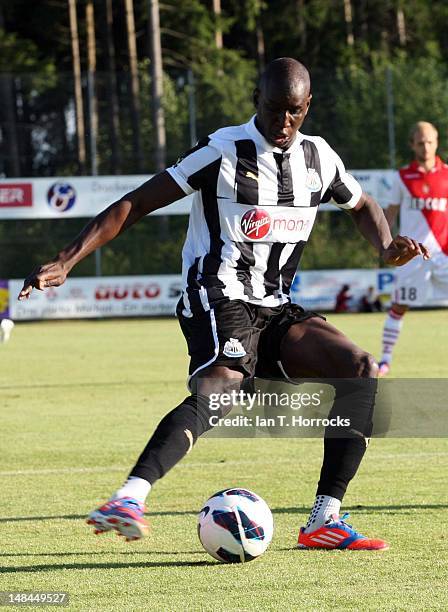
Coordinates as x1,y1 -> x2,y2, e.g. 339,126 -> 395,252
349,192 -> 430,266
384,203 -> 400,228
18,172 -> 185,300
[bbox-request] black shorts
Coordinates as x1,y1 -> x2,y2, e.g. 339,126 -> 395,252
177,298 -> 324,386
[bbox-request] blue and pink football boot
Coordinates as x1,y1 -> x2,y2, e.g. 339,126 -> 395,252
87,497 -> 149,542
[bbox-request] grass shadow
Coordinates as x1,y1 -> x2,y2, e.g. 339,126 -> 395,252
0,551 -> 205,558
0,510 -> 197,523
271,503 -> 448,515
1,503 -> 446,525
0,560 -> 216,574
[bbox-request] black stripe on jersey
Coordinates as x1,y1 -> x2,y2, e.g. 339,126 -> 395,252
273,152 -> 294,207
301,140 -> 323,207
187,158 -> 226,298
234,139 -> 259,206
263,243 -> 286,296
234,242 -> 256,300
280,241 -> 306,293
322,167 -> 353,204
174,136 -> 210,168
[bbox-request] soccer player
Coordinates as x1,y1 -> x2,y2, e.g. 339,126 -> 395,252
378,122 -> 448,376
19,58 -> 428,550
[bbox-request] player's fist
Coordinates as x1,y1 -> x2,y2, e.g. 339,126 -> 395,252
382,235 -> 430,267
18,260 -> 68,300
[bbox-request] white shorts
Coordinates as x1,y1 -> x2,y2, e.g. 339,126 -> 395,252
394,252 -> 448,306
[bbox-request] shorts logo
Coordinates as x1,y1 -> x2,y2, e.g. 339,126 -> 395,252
240,208 -> 271,240
305,168 -> 322,192
223,337 -> 246,358
47,182 -> 77,212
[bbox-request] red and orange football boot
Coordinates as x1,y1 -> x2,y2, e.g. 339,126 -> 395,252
298,513 -> 389,550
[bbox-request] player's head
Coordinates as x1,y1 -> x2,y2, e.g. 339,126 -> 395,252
409,121 -> 438,165
254,58 -> 311,150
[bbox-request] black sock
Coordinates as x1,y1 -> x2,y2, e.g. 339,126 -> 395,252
316,378 -> 377,500
129,394 -> 215,485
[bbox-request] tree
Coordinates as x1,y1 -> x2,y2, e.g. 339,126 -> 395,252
148,0 -> 166,171
86,0 -> 99,175
102,0 -> 121,174
0,5 -> 20,176
68,0 -> 86,173
124,0 -> 144,172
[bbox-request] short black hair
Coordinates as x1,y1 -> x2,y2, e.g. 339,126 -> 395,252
258,57 -> 311,96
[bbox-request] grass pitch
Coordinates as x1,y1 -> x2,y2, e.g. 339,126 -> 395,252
1,311 -> 447,611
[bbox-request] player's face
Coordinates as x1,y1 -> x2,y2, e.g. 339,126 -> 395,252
254,85 -> 311,150
411,128 -> 438,165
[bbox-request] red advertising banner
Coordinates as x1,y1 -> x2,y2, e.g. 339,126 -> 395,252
0,183 -> 33,207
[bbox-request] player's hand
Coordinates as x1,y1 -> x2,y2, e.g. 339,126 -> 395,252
381,235 -> 430,267
18,260 -> 68,300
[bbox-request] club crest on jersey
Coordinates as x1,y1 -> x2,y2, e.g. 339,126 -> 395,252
223,337 -> 246,358
305,168 -> 322,192
240,208 -> 271,240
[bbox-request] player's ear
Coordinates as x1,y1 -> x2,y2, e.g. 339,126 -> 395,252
253,88 -> 260,108
304,94 -> 312,115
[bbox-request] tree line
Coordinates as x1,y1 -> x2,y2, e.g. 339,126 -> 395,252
1,0 -> 447,177
1,0 -> 447,278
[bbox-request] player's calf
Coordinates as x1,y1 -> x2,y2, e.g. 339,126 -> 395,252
86,385 -> 239,542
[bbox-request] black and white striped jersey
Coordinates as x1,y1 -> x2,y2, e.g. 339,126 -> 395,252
167,115 -> 362,312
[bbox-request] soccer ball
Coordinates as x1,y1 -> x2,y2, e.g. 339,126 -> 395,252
197,488 -> 274,563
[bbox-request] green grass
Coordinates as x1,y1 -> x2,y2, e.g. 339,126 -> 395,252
1,311 -> 447,611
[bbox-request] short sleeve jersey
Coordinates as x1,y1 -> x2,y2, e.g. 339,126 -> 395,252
389,156 -> 448,256
167,116 -> 362,311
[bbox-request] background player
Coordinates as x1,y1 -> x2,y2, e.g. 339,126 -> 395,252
379,122 -> 448,376
19,58 -> 428,551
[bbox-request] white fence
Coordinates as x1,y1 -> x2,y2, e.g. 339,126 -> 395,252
2,269 -> 397,320
0,170 -> 394,220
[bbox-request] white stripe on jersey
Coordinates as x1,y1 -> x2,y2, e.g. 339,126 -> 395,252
167,116 -> 362,309
251,243 -> 275,302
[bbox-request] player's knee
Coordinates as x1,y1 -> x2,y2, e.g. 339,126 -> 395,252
350,351 -> 378,378
196,365 -> 244,397
157,394 -> 215,442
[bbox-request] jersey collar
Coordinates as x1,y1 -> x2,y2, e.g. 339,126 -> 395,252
245,115 -> 304,153
410,156 -> 443,174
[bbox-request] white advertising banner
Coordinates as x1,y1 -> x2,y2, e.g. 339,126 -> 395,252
0,170 -> 395,220
8,276 -> 184,320
289,268 -> 396,311
0,176 -> 192,220
8,270 -> 398,320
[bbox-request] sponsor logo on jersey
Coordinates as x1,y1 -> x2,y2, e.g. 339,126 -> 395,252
410,197 -> 447,211
305,168 -> 322,192
245,171 -> 259,182
241,208 -> 271,240
0,183 -> 33,207
240,207 -> 313,240
47,182 -> 77,212
272,217 -> 311,232
223,337 -> 246,358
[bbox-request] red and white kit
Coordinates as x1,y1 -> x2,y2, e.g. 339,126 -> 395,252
390,156 -> 448,306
